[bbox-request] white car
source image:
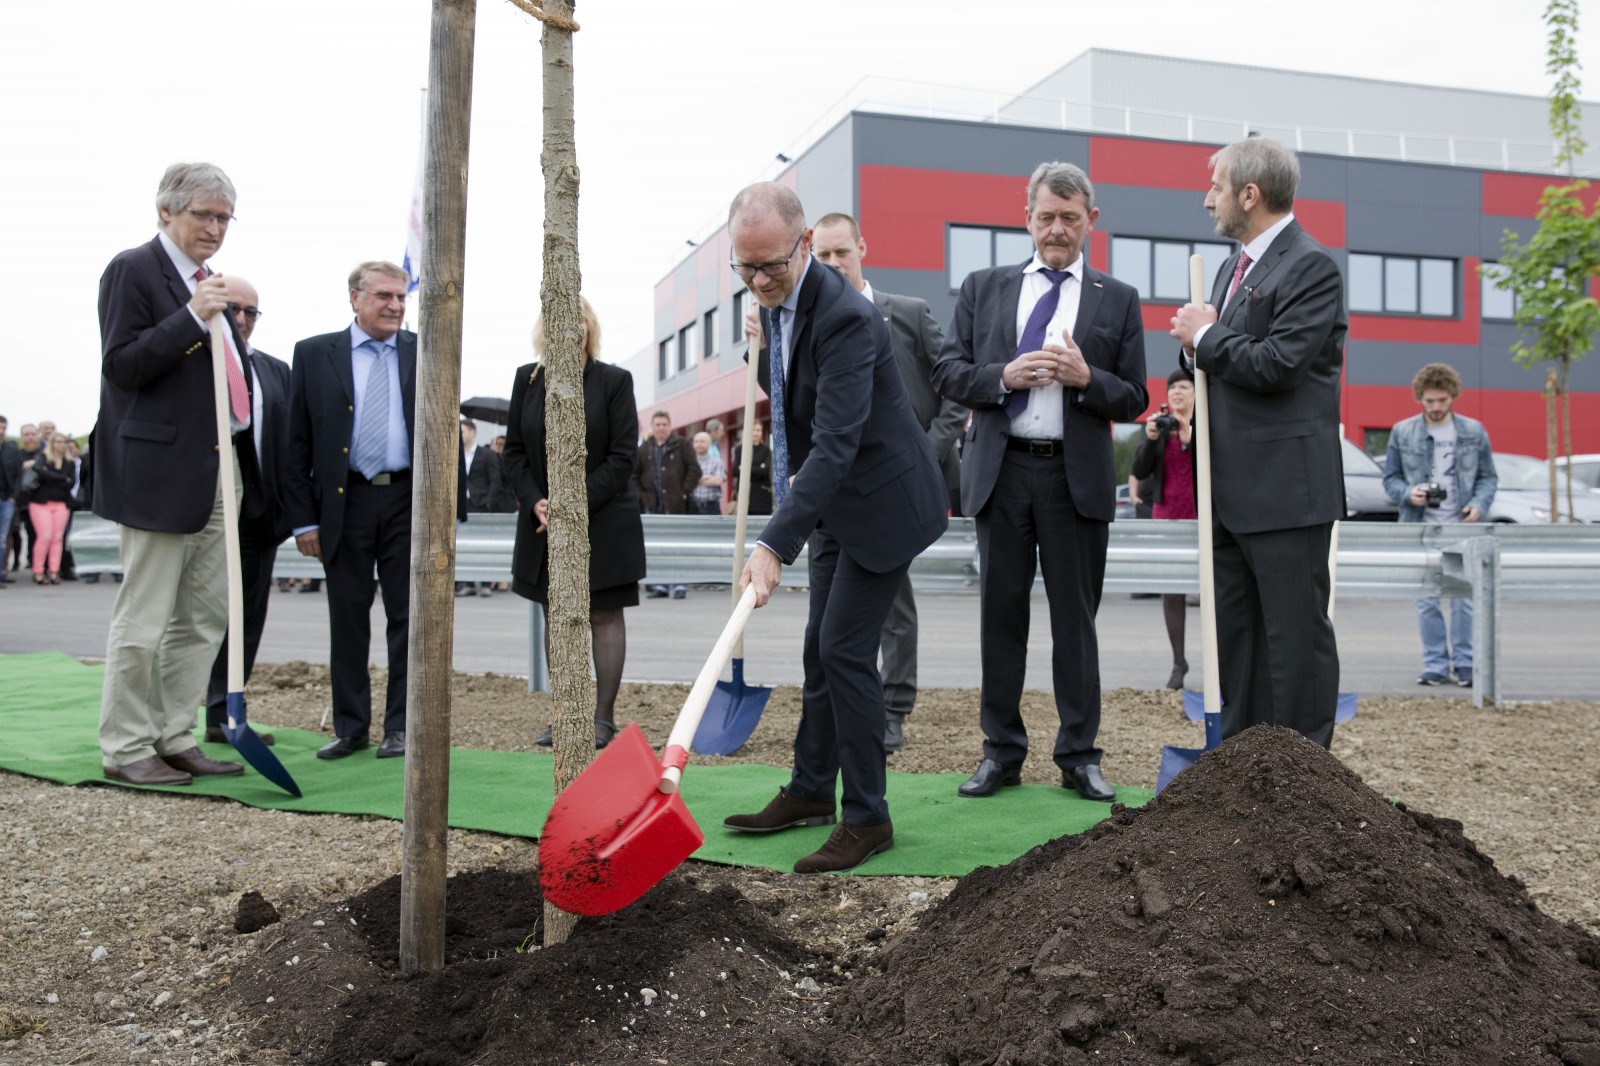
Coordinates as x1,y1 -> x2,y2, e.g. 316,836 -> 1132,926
1486,454 -> 1600,524
1555,453 -> 1600,490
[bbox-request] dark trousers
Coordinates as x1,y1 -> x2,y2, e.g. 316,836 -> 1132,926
788,529 -> 908,828
878,571 -> 917,716
1213,519 -> 1339,749
324,480 -> 412,739
974,450 -> 1109,770
205,517 -> 285,726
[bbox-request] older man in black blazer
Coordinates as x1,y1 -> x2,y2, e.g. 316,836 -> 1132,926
1171,137 -> 1346,748
93,162 -> 262,787
285,261 -> 432,761
203,277 -> 290,745
934,161 -> 1148,804
722,183 -> 948,874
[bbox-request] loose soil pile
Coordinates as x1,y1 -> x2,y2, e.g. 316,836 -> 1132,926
224,725 -> 1600,1066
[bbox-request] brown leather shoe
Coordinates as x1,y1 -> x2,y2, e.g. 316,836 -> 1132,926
205,726 -> 275,746
723,788 -> 836,833
161,747 -> 244,777
104,755 -> 192,786
793,819 -> 894,874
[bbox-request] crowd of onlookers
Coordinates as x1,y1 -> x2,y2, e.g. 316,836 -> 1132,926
0,415 -> 89,587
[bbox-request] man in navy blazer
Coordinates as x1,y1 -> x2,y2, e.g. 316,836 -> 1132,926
1171,137 -> 1346,748
722,183 -> 948,874
934,161 -> 1148,804
284,261 -> 424,761
93,162 -> 262,787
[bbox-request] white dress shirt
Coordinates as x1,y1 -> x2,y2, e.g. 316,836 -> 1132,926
1007,253 -> 1084,441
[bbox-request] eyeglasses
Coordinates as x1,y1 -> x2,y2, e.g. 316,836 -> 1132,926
729,232 -> 805,280
357,288 -> 408,304
227,302 -> 262,320
183,207 -> 235,227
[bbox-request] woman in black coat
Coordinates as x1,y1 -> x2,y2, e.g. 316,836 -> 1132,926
503,297 -> 646,748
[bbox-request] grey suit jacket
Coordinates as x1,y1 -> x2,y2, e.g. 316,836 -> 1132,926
1195,220 -> 1346,534
870,288 -> 967,463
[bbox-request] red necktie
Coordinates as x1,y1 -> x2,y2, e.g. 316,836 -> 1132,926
1225,252 -> 1253,304
197,269 -> 250,424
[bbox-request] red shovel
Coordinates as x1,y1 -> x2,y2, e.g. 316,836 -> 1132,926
539,585 -> 760,916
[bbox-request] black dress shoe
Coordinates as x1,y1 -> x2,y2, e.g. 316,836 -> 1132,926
317,735 -> 370,760
534,726 -> 553,747
724,788 -> 836,833
794,819 -> 894,874
883,712 -> 907,753
1166,660 -> 1188,690
533,720 -> 615,749
377,732 -> 406,758
1063,763 -> 1116,802
958,758 -> 1022,797
205,726 -> 274,746
647,584 -> 669,599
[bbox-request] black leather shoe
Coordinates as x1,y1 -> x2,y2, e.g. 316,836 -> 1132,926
206,726 -> 274,746
534,726 -> 553,747
1063,763 -> 1116,802
377,732 -> 406,758
317,735 -> 370,760
958,758 -> 1022,797
533,721 -> 615,748
794,819 -> 894,874
647,585 -> 669,599
884,712 -> 907,754
724,788 -> 836,833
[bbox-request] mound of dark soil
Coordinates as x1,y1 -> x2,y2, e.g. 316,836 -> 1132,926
229,867 -> 833,1065
828,725 -> 1600,1065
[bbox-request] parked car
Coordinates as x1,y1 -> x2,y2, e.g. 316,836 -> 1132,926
1556,453 -> 1600,490
1340,438 -> 1398,521
1486,453 -> 1600,524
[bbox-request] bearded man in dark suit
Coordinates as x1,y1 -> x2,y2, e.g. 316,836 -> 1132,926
722,183 -> 948,874
933,161 -> 1148,804
1171,137 -> 1346,749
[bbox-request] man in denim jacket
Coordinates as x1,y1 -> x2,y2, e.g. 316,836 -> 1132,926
1382,363 -> 1497,686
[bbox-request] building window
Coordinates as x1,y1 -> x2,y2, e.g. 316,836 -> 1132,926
703,307 -> 720,360
658,339 -> 672,381
1362,428 -> 1391,459
948,225 -> 1034,290
1111,238 -> 1232,302
676,321 -> 698,373
731,289 -> 749,346
1348,253 -> 1456,316
1480,262 -> 1518,320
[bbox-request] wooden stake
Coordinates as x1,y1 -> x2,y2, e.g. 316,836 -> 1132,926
399,0 -> 477,976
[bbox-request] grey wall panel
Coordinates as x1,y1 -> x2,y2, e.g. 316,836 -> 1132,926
1345,205 -> 1483,258
1296,155 -> 1348,202
1480,214 -> 1531,259
1478,326 -> 1600,390
1346,159 -> 1479,211
1346,341 -> 1480,387
854,114 -> 1090,176
798,118 -> 855,222
1096,185 -> 1222,243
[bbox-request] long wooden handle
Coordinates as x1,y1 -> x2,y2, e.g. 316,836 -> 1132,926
730,344 -> 762,655
208,316 -> 247,701
659,584 -> 759,793
1189,256 -> 1222,721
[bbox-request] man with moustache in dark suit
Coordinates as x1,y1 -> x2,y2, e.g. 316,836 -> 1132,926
810,211 -> 966,754
721,183 -> 948,874
202,277 -> 290,745
1170,137 -> 1346,748
934,161 -> 1148,804
284,261 -> 424,761
94,162 -> 262,786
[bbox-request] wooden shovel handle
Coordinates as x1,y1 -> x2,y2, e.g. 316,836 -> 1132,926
730,341 -> 762,654
1189,256 -> 1222,720
659,584 -> 760,793
208,317 -> 247,698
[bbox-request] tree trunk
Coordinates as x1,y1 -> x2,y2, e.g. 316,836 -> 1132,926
1559,359 -> 1574,523
539,0 -> 589,949
1545,367 -> 1559,520
398,0 -> 476,976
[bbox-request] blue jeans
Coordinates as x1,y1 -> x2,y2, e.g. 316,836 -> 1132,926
0,498 -> 14,567
1415,595 -> 1472,676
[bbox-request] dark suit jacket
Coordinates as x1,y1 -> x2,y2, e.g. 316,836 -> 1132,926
284,327 -> 465,560
933,260 -> 1149,521
755,259 -> 948,570
464,444 -> 503,513
249,349 -> 292,540
1194,221 -> 1346,534
92,236 -> 264,532
632,435 -> 700,514
503,359 -> 646,599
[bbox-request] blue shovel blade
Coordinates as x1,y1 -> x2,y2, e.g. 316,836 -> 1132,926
221,692 -> 302,798
1182,689 -> 1356,723
691,658 -> 773,756
1157,746 -> 1204,793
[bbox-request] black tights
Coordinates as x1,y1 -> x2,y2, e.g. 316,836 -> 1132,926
1162,593 -> 1187,666
544,607 -> 627,726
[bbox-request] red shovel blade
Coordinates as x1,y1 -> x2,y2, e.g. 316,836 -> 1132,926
538,722 -> 705,917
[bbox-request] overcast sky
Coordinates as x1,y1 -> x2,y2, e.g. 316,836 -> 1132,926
3,0 -> 1597,435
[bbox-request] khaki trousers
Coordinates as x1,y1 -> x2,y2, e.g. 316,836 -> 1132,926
99,450 -> 240,767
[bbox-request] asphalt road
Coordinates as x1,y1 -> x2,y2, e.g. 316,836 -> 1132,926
4,575 -> 1594,702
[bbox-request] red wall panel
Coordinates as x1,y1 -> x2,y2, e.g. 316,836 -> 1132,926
858,166 -> 1028,271
1481,172 -> 1600,218
1343,384 -> 1600,456
1089,137 -> 1218,191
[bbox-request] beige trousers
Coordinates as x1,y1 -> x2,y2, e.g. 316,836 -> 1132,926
99,450 -> 241,767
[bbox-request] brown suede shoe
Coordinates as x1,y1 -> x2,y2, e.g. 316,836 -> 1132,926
723,788 -> 836,833
793,819 -> 894,874
104,755 -> 192,787
205,726 -> 275,746
161,747 -> 244,777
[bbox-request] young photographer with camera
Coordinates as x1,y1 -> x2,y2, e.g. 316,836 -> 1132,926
1131,367 -> 1197,689
1381,363 -> 1498,686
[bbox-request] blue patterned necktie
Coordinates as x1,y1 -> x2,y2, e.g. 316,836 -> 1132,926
768,310 -> 790,505
353,340 -> 390,478
1003,267 -> 1072,419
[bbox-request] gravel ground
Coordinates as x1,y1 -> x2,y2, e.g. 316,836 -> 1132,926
1,662 -> 1596,1065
